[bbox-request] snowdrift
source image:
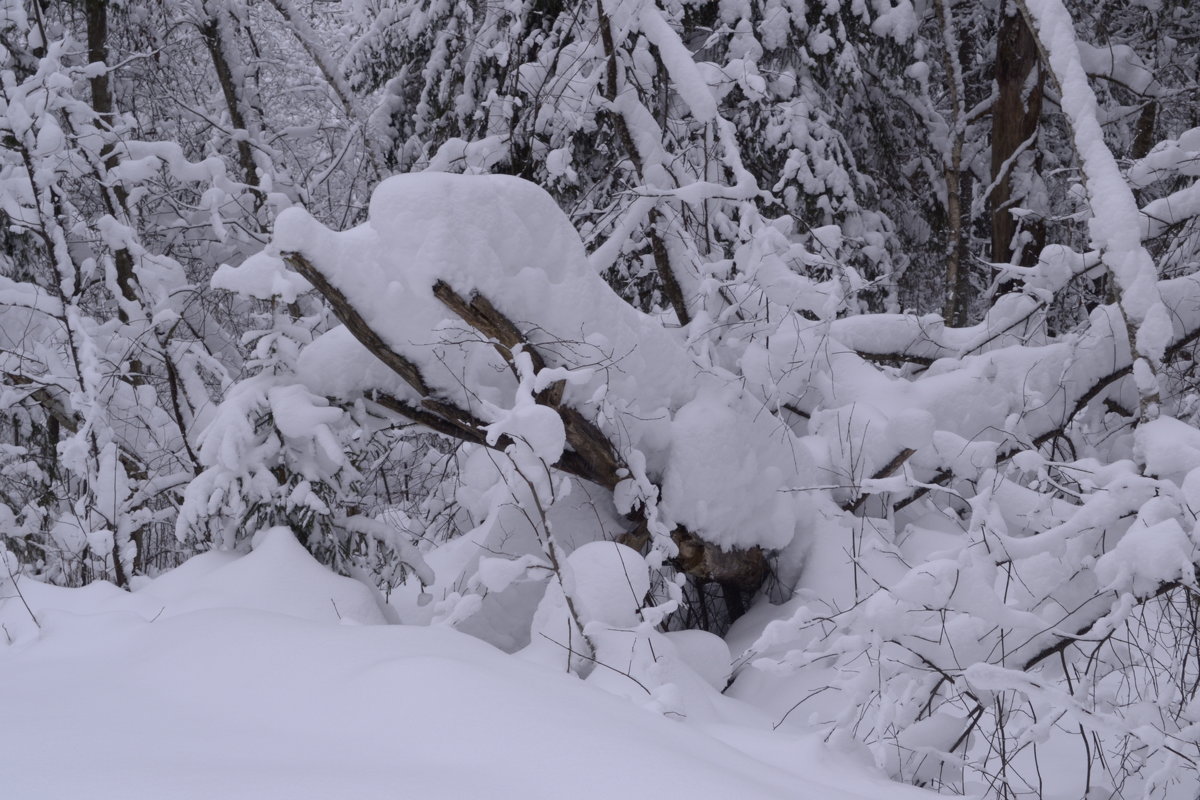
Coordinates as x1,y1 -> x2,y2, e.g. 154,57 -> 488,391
0,529 -> 937,800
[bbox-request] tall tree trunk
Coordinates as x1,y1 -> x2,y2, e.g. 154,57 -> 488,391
85,0 -> 139,328
85,0 -> 138,584
990,3 -> 1044,266
1131,101 -> 1157,161
937,0 -> 970,326
595,0 -> 691,326
199,12 -> 261,194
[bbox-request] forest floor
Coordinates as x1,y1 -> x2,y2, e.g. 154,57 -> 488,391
0,530 -> 947,799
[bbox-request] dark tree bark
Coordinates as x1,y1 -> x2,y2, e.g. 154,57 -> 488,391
85,0 -> 139,327
1131,100 -> 1157,161
990,4 -> 1045,267
84,0 -> 136,585
199,17 -> 261,193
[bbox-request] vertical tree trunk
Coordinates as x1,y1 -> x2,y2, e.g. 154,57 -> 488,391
199,15 -> 261,192
937,0 -> 969,326
1131,101 -> 1157,161
85,0 -> 136,584
990,2 -> 1044,266
595,0 -> 691,326
85,0 -> 139,328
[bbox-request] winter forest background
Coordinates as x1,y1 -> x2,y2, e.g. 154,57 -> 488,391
2,0 -> 1200,797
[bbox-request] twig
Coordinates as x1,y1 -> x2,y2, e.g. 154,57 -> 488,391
2,554 -> 40,629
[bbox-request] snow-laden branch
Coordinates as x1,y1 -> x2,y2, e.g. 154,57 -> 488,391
227,174 -> 813,591
1018,0 -> 1169,418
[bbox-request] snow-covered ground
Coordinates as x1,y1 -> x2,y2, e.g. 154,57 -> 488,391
0,530 -> 942,800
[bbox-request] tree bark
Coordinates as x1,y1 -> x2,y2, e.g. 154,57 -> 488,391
937,0 -> 970,326
85,0 -> 136,584
85,0 -> 139,328
199,16 -> 261,192
595,0 -> 691,326
990,3 -> 1044,266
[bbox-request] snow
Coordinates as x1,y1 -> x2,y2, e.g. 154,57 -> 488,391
661,388 -> 810,550
1095,517 -> 1197,596
665,628 -> 734,689
275,172 -> 697,415
483,363 -> 567,465
1076,41 -> 1161,97
560,540 -> 649,626
1136,416 -> 1200,479
213,250 -> 311,303
230,172 -> 816,554
8,4 -> 1200,796
1023,0 -> 1163,331
0,536 -> 941,800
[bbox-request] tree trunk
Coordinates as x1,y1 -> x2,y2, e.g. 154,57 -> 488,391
85,0 -> 138,583
990,3 -> 1044,267
937,0 -> 970,326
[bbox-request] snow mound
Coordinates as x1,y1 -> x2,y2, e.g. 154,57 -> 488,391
662,390 -> 807,550
140,527 -> 388,625
1137,416 -> 1200,480
566,541 -> 650,626
0,549 -> 938,800
1095,517 -> 1199,595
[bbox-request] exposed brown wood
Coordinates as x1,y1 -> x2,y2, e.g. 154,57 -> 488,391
431,280 -> 564,405
843,447 -> 917,513
991,4 -> 1045,266
431,280 -> 622,487
1131,101 -> 1158,161
671,531 -> 767,590
373,391 -> 618,490
284,251 -> 433,396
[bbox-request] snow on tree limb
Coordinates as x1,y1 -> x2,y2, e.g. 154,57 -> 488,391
255,174 -> 801,590
1018,0 -> 1168,417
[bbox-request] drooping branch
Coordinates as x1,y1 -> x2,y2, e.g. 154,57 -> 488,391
284,252 -> 432,396
431,280 -> 620,487
1015,0 -> 1165,421
431,279 -> 765,596
369,391 -> 605,488
431,281 -> 563,405
1021,579 -> 1186,672
892,317 -> 1200,512
843,447 -> 917,513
